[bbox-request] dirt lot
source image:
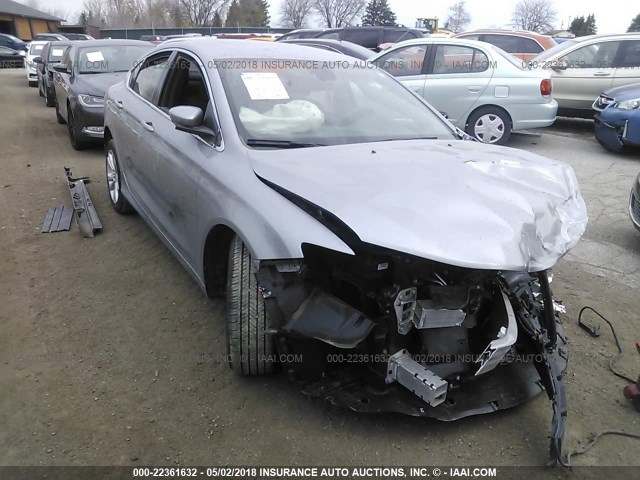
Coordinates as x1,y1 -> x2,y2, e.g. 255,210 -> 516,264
0,68 -> 639,469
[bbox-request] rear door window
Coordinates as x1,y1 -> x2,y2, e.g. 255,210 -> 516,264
384,30 -> 416,43
520,38 -> 543,54
483,34 -> 521,53
343,29 -> 381,49
432,45 -> 489,74
618,40 -> 640,68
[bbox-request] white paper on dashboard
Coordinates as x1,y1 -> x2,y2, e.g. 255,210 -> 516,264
240,72 -> 290,100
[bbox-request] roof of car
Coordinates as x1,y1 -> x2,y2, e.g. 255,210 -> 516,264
567,32 -> 640,43
157,38 -> 351,61
70,39 -> 152,48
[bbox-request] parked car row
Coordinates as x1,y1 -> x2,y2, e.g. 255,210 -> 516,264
18,34 -> 640,466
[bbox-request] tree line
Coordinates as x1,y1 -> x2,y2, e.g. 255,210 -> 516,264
19,0 -> 640,34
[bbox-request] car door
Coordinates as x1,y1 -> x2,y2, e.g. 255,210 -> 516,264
54,46 -> 74,117
612,40 -> 640,89
423,43 -> 493,127
113,51 -> 174,215
374,43 -> 429,97
551,40 -> 621,110
139,52 -> 220,267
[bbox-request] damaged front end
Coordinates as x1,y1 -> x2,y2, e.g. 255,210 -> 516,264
257,245 -> 568,464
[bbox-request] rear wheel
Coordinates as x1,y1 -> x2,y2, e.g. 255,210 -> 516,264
466,107 -> 511,145
105,140 -> 134,214
226,235 -> 276,376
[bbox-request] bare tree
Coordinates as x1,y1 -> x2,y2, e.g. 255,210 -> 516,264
179,0 -> 230,25
279,0 -> 313,28
313,0 -> 366,28
512,0 -> 557,33
80,0 -> 110,26
445,1 -> 471,33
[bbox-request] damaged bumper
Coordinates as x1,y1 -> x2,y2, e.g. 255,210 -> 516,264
257,246 -> 570,464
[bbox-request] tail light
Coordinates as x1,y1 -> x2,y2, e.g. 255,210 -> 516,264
540,79 -> 552,97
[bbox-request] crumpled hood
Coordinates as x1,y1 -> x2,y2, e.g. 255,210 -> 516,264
249,140 -> 588,272
604,82 -> 640,101
76,72 -> 126,97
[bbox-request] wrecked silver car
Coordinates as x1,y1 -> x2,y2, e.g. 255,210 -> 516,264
103,39 -> 588,464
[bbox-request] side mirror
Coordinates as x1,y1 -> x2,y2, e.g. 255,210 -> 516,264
551,61 -> 568,71
53,63 -> 69,73
33,56 -> 43,64
169,105 -> 203,127
169,105 -> 219,142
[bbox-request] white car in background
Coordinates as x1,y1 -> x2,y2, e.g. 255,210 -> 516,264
371,38 -> 558,144
25,40 -> 48,87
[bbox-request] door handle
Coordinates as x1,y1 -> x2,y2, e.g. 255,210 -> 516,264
142,121 -> 154,132
593,72 -> 611,77
467,87 -> 481,93
114,100 -> 123,109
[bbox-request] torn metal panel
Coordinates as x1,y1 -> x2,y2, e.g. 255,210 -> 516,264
250,140 -> 588,272
42,205 -> 73,233
65,167 -> 102,238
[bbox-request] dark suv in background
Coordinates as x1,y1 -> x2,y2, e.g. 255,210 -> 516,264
0,33 -> 27,54
314,26 -> 425,51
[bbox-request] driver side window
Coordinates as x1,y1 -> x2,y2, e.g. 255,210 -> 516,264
132,53 -> 172,104
158,55 -> 210,114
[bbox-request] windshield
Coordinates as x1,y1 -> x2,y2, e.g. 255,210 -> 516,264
218,60 -> 455,147
78,45 -> 152,74
29,43 -> 44,55
533,39 -> 578,61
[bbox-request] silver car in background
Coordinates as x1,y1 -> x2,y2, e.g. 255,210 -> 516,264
530,33 -> 640,118
103,39 -> 587,464
370,38 -> 557,144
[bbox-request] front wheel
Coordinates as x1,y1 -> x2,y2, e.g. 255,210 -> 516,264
226,235 -> 276,375
55,102 -> 65,124
105,139 -> 134,214
466,107 -> 511,145
68,109 -> 89,150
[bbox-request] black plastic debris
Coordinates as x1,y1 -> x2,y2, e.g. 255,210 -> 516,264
42,205 -> 73,233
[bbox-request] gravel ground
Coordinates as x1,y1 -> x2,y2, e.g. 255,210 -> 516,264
0,68 -> 639,469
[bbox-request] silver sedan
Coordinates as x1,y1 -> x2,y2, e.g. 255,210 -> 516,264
103,39 -> 586,464
370,38 -> 558,144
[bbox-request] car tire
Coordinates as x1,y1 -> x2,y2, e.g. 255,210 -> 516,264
55,102 -> 65,124
45,90 -> 55,107
67,109 -> 88,151
466,107 -> 511,145
226,234 -> 276,376
105,140 -> 134,214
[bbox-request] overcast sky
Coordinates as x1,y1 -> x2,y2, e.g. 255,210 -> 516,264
25,0 -> 637,33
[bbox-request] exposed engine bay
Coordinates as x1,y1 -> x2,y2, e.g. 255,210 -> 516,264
256,243 -> 569,465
